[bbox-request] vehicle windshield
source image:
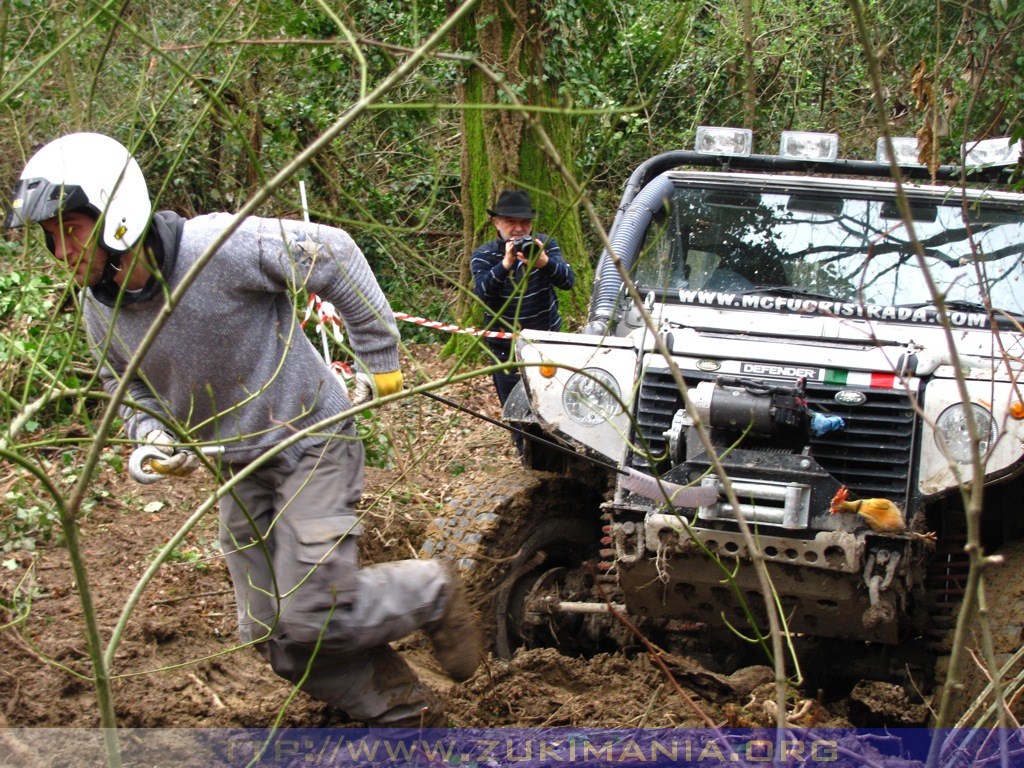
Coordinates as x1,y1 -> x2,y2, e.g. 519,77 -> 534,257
633,184 -> 1024,315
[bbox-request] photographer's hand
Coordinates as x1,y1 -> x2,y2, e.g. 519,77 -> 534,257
516,247 -> 548,269
502,240 -> 518,270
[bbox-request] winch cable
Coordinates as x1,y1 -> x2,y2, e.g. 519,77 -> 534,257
301,295 -> 715,507
420,389 -> 611,469
419,389 -> 718,509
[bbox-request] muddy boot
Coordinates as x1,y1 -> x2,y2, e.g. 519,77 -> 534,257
364,648 -> 448,728
425,564 -> 482,682
368,701 -> 447,729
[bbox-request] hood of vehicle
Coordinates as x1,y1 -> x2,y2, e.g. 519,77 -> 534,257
625,300 -> 1015,378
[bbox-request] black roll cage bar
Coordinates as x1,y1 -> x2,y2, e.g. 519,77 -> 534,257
615,150 -> 1016,223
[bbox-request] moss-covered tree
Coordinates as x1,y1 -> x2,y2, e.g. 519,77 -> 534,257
449,0 -> 591,337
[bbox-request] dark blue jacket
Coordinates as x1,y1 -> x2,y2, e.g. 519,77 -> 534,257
471,234 -> 575,356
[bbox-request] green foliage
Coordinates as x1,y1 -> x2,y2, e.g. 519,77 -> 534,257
1,487 -> 60,555
0,0 -> 1020,436
358,414 -> 395,469
1,446 -> 117,559
148,535 -> 216,572
0,245 -> 85,428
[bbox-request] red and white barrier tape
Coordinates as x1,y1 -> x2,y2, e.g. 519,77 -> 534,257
305,293 -> 513,341
301,295 -> 348,367
392,311 -> 513,340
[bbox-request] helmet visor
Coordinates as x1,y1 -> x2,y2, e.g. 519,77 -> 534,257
4,177 -> 91,229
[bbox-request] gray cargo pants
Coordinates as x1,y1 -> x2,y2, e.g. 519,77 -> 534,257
218,429 -> 450,726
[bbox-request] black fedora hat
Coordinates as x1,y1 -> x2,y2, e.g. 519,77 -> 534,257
487,189 -> 536,219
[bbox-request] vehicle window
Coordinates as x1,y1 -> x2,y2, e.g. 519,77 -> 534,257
633,185 -> 1024,314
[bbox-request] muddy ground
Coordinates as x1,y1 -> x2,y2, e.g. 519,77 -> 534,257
0,344 -> 933,741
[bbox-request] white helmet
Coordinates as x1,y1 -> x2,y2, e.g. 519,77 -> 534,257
5,132 -> 152,253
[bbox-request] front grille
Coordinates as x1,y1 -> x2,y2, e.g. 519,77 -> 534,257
631,365 -> 918,507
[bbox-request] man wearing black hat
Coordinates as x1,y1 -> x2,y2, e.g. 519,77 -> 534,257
471,189 -> 576,420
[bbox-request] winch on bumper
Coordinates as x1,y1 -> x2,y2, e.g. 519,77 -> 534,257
605,376 -> 929,645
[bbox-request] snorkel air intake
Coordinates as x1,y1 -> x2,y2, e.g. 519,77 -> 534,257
583,153 -> 690,335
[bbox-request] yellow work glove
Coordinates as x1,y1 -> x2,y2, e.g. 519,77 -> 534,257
144,430 -> 200,477
350,370 -> 404,406
373,370 -> 404,396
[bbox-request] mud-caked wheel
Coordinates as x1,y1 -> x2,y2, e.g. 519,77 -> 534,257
491,515 -> 599,658
420,467 -> 604,659
935,539 -> 1024,726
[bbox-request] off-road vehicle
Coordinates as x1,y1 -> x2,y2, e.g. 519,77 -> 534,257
424,129 -> 1024,702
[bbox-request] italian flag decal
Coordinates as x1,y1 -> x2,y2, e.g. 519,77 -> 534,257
825,369 -> 897,388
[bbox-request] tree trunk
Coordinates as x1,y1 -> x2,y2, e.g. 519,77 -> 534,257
742,0 -> 756,129
450,0 -> 591,346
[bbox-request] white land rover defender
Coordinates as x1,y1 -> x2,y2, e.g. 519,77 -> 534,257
425,129 -> 1024,703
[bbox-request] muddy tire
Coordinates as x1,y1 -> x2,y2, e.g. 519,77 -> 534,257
936,539 -> 1024,726
491,515 -> 599,658
420,466 -> 603,659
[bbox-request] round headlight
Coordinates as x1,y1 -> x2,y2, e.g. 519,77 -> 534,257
562,368 -> 622,426
935,402 -> 997,464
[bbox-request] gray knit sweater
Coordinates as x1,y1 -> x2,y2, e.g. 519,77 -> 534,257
84,211 -> 400,468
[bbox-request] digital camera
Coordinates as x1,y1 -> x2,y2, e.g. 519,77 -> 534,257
515,235 -> 544,259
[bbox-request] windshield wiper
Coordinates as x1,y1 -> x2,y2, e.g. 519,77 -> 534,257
898,299 -> 991,313
902,299 -> 1024,320
736,286 -> 840,302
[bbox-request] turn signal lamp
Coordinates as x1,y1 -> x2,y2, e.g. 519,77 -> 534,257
963,137 -> 1022,168
694,126 -> 753,157
779,131 -> 839,161
876,137 -> 922,165
539,362 -> 558,378
1010,401 -> 1024,421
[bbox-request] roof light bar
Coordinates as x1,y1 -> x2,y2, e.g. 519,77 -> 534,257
695,126 -> 753,157
962,137 -> 1022,168
779,131 -> 839,161
876,137 -> 922,165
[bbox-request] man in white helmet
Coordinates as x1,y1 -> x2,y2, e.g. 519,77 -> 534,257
5,132 -> 481,727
